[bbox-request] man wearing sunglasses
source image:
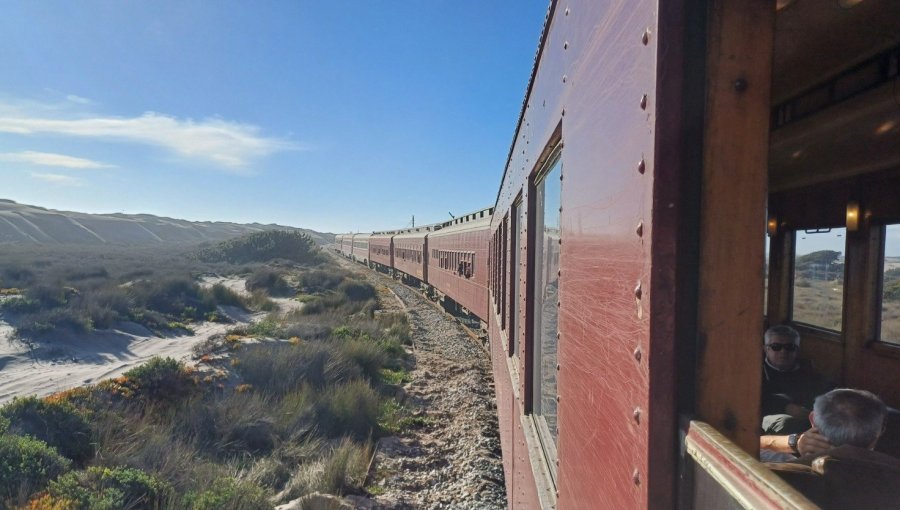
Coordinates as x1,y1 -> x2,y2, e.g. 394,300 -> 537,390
761,325 -> 833,438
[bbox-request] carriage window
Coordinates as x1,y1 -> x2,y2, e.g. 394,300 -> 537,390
531,151 -> 561,477
880,224 -> 900,345
791,228 -> 846,331
511,198 -> 523,358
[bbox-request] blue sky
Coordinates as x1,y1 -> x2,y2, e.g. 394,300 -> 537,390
0,1 -> 548,234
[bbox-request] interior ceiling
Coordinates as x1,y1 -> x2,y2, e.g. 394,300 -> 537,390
772,0 -> 900,103
769,0 -> 900,192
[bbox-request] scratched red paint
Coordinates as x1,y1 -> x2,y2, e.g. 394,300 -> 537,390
488,0 -> 675,507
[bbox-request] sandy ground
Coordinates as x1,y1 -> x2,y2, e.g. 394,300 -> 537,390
0,277 -> 299,406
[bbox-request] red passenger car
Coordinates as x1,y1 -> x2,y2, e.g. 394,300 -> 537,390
368,232 -> 394,273
486,0 -> 900,508
427,208 -> 492,321
391,227 -> 429,283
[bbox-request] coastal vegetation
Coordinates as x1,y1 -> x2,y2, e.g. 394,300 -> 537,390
0,235 -> 423,508
0,231 -> 321,341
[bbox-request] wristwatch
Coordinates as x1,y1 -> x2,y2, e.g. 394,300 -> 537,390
788,433 -> 800,455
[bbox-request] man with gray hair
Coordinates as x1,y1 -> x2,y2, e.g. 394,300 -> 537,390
761,325 -> 832,437
768,389 -> 900,509
812,388 -> 886,449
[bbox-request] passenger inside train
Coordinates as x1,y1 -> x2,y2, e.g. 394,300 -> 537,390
765,389 -> 900,509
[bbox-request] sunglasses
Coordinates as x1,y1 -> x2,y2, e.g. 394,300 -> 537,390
766,343 -> 798,352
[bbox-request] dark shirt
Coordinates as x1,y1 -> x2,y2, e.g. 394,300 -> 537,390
761,358 -> 832,417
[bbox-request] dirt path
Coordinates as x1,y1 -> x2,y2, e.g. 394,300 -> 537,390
332,255 -> 506,510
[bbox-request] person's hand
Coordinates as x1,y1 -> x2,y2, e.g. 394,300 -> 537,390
798,427 -> 831,456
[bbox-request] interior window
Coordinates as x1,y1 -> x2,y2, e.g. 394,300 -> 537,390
531,151 -> 561,477
880,224 -> 900,345
791,228 -> 846,331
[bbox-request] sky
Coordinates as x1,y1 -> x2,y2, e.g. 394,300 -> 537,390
0,1 -> 549,234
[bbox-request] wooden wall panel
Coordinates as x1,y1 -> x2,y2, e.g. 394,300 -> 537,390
695,0 -> 774,454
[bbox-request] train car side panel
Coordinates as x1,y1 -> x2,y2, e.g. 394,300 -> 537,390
490,0 -> 677,507
428,216 -> 491,320
369,234 -> 393,269
351,233 -> 371,264
393,230 -> 427,282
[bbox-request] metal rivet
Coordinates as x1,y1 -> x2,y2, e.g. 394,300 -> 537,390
642,29 -> 650,46
564,41 -> 569,50
633,469 -> 641,485
556,363 -> 560,370
633,407 -> 641,423
734,78 -> 748,92
565,7 -> 569,15
634,347 -> 642,362
640,94 -> 648,110
637,158 -> 646,174
634,281 -> 642,300
561,108 -> 565,116
562,74 -> 567,83
636,221 -> 643,237
556,395 -> 560,402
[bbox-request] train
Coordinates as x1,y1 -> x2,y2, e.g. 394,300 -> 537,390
336,0 -> 900,508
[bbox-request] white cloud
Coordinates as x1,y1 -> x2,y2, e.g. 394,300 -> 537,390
0,109 -> 299,171
30,173 -> 84,186
66,95 -> 92,105
0,151 -> 113,169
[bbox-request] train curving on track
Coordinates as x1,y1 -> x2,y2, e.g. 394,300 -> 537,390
337,1 -> 900,508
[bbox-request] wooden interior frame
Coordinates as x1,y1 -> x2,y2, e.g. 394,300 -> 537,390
694,0 -> 773,454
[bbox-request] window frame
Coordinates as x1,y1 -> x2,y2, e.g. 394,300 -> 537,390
525,145 -> 562,483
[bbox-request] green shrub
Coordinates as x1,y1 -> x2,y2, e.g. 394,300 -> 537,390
248,316 -> 280,338
208,283 -> 246,308
128,278 -> 216,320
0,297 -> 41,314
338,281 -> 376,302
196,230 -> 322,265
1,266 -> 36,288
245,268 -> 292,296
27,285 -> 68,308
338,340 -> 388,382
318,439 -> 372,496
183,477 -> 270,510
0,397 -> 93,464
16,308 -> 94,338
49,466 -> 171,510
315,381 -> 380,440
122,357 -> 192,402
300,268 -> 346,292
885,280 -> 900,301
0,433 -> 72,504
237,342 -> 355,395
